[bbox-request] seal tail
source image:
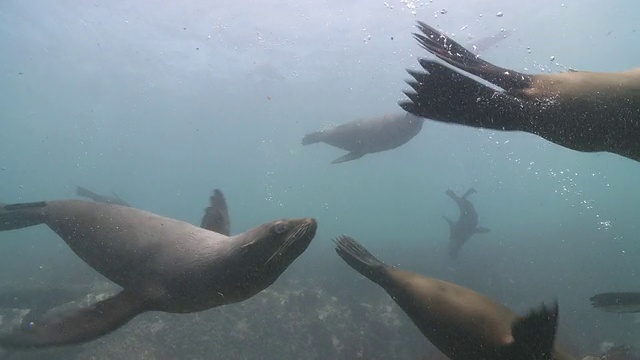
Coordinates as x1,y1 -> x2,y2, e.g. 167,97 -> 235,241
0,202 -> 48,231
334,235 -> 389,285
399,60 -> 527,132
508,301 -> 559,359
301,131 -> 324,146
413,21 -> 532,91
590,292 -> 640,313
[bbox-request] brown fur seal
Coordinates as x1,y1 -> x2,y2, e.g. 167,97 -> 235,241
334,235 -> 565,360
75,186 -> 130,207
0,200 -> 316,349
399,21 -> 640,162
302,112 -> 425,163
443,188 -> 490,259
200,189 -> 231,236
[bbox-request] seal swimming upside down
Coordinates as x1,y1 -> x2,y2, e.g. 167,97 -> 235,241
0,200 -> 317,349
301,112 -> 425,164
399,21 -> 640,162
443,188 -> 490,259
334,235 -> 565,360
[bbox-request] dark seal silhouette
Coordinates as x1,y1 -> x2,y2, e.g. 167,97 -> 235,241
443,188 -> 490,259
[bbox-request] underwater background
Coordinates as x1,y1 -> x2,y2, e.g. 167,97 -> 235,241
1,0 -> 639,358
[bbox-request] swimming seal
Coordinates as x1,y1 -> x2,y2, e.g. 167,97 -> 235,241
334,235 -> 563,360
443,188 -> 490,259
399,21 -> 640,162
0,200 -> 316,349
302,112 -> 425,164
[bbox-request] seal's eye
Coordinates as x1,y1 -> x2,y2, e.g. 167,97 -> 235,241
274,223 -> 287,234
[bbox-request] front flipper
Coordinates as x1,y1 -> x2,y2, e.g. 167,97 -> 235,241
475,227 -> 490,234
442,216 -> 454,229
331,152 -> 365,164
0,289 -> 148,349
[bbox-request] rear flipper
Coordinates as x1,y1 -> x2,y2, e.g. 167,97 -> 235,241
590,292 -> 640,313
399,60 -> 529,132
331,152 -> 365,164
475,227 -> 490,234
0,202 -> 47,231
0,289 -> 148,349
334,235 -> 389,286
413,21 -> 532,91
200,189 -> 231,236
508,301 -> 559,360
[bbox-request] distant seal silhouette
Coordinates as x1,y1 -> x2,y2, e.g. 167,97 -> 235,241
76,186 -> 130,207
0,200 -> 316,349
301,112 -> 425,164
334,235 -> 563,360
442,188 -> 490,259
590,292 -> 640,313
200,189 -> 231,236
399,21 -> 640,162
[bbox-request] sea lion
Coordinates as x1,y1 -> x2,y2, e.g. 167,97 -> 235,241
590,292 -> 640,313
334,235 -> 563,360
0,200 -> 316,349
399,21 -> 640,162
301,112 -> 425,164
443,188 -> 490,259
75,186 -> 130,207
200,189 -> 231,236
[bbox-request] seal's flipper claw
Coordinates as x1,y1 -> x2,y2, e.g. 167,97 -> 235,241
0,290 -> 147,349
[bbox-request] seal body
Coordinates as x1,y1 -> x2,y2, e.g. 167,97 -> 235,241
443,188 -> 490,259
399,21 -> 640,162
302,112 -> 425,163
0,200 -> 316,349
334,236 -> 565,360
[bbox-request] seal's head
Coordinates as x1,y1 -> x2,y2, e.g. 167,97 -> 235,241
234,218 -> 317,284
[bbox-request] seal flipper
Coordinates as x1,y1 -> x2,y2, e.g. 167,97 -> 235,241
507,301 -> 559,360
400,60 -> 528,132
590,292 -> 640,313
0,290 -> 148,349
0,202 -> 47,231
200,189 -> 231,236
413,21 -> 532,91
331,152 -> 365,164
442,216 -> 454,229
333,235 -> 389,286
474,227 -> 490,234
